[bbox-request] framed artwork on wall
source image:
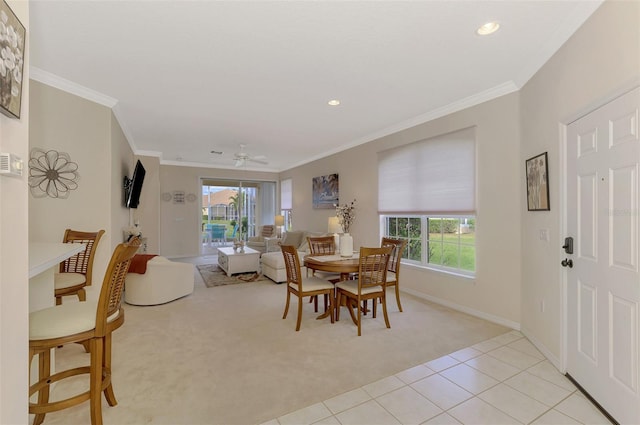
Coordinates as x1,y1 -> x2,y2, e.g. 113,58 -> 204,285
0,0 -> 26,119
526,152 -> 550,211
312,173 -> 338,209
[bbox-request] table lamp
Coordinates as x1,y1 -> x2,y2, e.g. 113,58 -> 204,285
275,214 -> 285,237
328,216 -> 341,251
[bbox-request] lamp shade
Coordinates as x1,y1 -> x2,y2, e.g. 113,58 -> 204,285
275,215 -> 285,226
328,216 -> 341,234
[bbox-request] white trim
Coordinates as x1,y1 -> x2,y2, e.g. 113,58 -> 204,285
402,287 -> 520,331
559,122 -> 569,373
30,66 -> 118,107
521,325 -> 563,372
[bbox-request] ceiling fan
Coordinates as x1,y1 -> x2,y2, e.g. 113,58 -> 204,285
233,144 -> 268,167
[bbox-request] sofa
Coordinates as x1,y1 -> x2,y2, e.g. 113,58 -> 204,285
125,256 -> 194,305
260,230 -> 326,283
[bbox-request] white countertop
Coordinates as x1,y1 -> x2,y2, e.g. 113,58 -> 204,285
29,242 -> 86,279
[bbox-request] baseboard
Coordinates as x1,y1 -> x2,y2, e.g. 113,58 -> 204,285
520,325 -> 563,371
402,287 -> 521,331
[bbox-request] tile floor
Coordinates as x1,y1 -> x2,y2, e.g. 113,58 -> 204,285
261,330 -> 612,425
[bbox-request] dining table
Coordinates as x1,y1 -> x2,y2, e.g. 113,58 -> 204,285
304,253 -> 359,320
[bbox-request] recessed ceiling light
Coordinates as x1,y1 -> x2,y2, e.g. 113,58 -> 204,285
477,22 -> 500,36
328,99 -> 340,106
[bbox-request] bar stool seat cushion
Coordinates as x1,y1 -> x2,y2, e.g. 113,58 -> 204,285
54,272 -> 86,289
30,301 -> 120,340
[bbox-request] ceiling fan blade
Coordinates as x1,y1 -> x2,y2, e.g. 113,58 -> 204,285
234,158 -> 245,167
248,157 -> 268,165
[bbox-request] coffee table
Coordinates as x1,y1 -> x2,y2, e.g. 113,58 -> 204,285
217,246 -> 261,277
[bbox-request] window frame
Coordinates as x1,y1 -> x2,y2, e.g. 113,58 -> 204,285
381,214 -> 476,277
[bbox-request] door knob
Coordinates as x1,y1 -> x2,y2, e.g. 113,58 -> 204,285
561,258 -> 573,268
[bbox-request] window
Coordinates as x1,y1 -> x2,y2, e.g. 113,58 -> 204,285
280,178 -> 293,230
383,216 -> 475,275
378,128 -> 476,276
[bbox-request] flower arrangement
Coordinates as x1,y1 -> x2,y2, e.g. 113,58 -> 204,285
335,199 -> 356,234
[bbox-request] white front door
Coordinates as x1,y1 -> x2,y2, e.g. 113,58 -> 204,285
566,87 -> 640,424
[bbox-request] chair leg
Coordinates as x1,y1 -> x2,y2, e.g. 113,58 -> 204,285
77,288 -> 86,302
395,284 -> 403,312
103,333 -> 117,406
381,293 -> 391,329
335,292 -> 342,321
295,294 -> 303,331
55,296 -> 62,306
346,298 -> 358,326
356,298 -> 362,336
89,337 -> 104,425
282,289 -> 291,319
33,349 -> 51,425
327,291 -> 334,324
373,298 -> 377,318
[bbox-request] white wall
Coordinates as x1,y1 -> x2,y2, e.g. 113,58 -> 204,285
0,1 -> 28,422
281,92 -> 523,327
520,0 -> 640,366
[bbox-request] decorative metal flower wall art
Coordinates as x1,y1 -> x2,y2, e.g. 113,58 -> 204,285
28,148 -> 79,199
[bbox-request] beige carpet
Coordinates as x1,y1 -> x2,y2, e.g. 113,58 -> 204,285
42,257 -> 509,425
197,263 -> 268,287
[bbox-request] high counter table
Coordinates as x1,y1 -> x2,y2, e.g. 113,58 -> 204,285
29,242 -> 86,312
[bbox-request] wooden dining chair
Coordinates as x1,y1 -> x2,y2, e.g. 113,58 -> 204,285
381,237 -> 408,312
281,244 -> 335,331
54,229 -> 105,305
29,237 -> 140,425
306,235 -> 340,311
335,246 -> 392,336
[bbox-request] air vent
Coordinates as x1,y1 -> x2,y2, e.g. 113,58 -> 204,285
0,153 -> 23,177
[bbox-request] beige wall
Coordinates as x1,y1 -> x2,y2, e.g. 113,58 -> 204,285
29,81 -> 134,299
519,0 -> 640,365
133,155 -> 161,254
282,92 -> 522,327
112,111 -> 136,249
159,165 -> 278,257
0,1 -> 28,421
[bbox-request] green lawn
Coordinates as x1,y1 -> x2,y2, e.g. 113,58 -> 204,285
405,233 -> 475,271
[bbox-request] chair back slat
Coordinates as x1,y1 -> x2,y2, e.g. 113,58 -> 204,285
60,229 -> 105,286
381,237 -> 407,274
95,237 -> 141,335
358,246 -> 392,290
307,236 -> 336,255
281,244 -> 302,288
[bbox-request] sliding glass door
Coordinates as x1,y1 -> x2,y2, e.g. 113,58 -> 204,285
201,179 -> 276,252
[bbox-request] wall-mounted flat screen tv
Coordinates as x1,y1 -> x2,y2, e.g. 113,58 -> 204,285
124,160 -> 145,209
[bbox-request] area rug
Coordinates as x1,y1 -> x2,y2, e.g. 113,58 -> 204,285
196,264 -> 268,288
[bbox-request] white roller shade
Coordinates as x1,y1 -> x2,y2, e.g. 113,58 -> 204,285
378,127 -> 476,215
280,178 -> 292,210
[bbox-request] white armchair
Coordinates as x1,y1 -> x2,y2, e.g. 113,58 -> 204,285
125,256 -> 194,305
246,225 -> 280,253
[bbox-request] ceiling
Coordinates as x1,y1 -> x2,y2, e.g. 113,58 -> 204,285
29,1 -> 602,172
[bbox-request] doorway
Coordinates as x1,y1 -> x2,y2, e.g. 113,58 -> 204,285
565,87 -> 640,424
200,179 -> 276,255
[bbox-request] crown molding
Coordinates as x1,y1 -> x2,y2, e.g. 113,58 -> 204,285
30,66 -> 118,108
285,80 -> 520,171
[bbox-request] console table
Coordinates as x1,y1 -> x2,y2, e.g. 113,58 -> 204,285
217,246 -> 260,276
